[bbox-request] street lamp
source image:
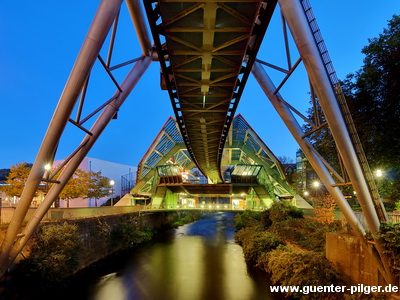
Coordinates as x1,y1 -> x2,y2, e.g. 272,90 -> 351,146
109,180 -> 115,206
376,169 -> 383,177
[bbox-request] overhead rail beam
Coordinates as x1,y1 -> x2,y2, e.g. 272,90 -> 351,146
145,0 -> 278,183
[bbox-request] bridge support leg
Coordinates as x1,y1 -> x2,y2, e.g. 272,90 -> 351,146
279,0 -> 382,233
252,62 -> 365,241
253,62 -> 394,286
277,0 -> 394,284
3,56 -> 152,274
0,0 -> 152,276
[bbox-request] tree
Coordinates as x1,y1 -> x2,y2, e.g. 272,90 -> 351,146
58,169 -> 91,208
0,162 -> 31,198
305,15 -> 400,202
343,15 -> 400,203
87,171 -> 112,206
343,15 -> 400,168
313,194 -> 336,224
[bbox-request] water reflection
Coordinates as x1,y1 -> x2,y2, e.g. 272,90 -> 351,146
91,212 -> 281,300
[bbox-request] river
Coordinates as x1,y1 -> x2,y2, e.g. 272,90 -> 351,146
3,212 -> 285,300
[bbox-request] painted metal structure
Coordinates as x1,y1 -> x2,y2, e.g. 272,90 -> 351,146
0,0 -> 394,283
145,0 -> 277,183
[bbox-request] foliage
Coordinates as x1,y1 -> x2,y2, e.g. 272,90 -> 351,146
262,245 -> 344,300
343,15 -> 400,167
313,194 -> 336,224
270,217 -> 339,252
57,169 -> 90,207
303,15 -> 400,202
234,210 -> 261,230
54,169 -> 111,207
260,210 -> 272,228
22,222 -> 82,283
169,211 -> 202,227
269,201 -> 303,223
235,226 -> 283,263
87,171 -> 112,203
0,162 -> 31,197
376,223 -> 400,277
110,215 -> 154,248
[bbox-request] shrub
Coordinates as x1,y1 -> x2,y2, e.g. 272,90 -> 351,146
235,226 -> 282,263
264,245 -> 344,299
269,201 -> 303,223
313,194 -> 336,224
22,222 -> 82,283
110,215 -> 153,248
270,217 -> 335,252
234,210 -> 261,229
169,211 -> 202,227
376,223 -> 400,277
260,210 -> 272,228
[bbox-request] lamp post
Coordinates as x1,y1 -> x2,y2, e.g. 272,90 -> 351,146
44,164 -> 51,206
109,180 -> 115,206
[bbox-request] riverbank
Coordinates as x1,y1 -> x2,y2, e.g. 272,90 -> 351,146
0,211 -> 202,299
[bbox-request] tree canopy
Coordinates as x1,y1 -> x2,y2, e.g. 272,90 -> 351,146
0,162 -> 31,198
343,15 -> 400,169
305,15 -> 400,203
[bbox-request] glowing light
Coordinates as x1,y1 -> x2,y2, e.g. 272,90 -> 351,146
313,181 -> 320,188
376,170 -> 383,177
110,180 -> 115,186
304,191 -> 309,196
44,164 -> 51,171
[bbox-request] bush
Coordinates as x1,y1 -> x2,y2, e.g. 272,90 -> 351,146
269,201 -> 303,223
376,223 -> 400,277
264,245 -> 344,299
169,211 -> 202,227
234,210 -> 261,229
22,222 -> 82,283
270,218 -> 337,252
111,216 -> 154,248
235,226 -> 282,263
260,210 -> 272,228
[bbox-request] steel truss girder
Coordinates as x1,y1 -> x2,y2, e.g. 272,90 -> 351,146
252,0 -> 394,284
0,0 -> 152,275
145,0 -> 278,183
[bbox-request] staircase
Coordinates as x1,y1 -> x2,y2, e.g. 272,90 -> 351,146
300,0 -> 388,222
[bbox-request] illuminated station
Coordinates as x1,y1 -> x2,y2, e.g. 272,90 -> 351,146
118,115 -> 308,210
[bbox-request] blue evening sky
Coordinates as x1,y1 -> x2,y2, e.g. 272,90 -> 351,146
0,0 -> 399,169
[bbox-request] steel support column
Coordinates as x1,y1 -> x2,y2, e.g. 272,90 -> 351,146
252,62 -> 365,239
0,0 -> 124,275
4,56 -> 152,272
252,62 -> 394,284
126,0 -> 152,56
278,0 -> 382,233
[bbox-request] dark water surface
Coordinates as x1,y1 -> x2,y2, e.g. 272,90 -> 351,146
3,212 -> 284,300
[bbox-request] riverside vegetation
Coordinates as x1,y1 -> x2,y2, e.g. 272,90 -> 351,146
234,202 -> 391,300
6,211 -> 201,296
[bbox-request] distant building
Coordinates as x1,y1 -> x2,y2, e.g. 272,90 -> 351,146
53,157 -> 136,208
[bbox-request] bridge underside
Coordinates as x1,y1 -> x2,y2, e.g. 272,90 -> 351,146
145,0 -> 277,183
